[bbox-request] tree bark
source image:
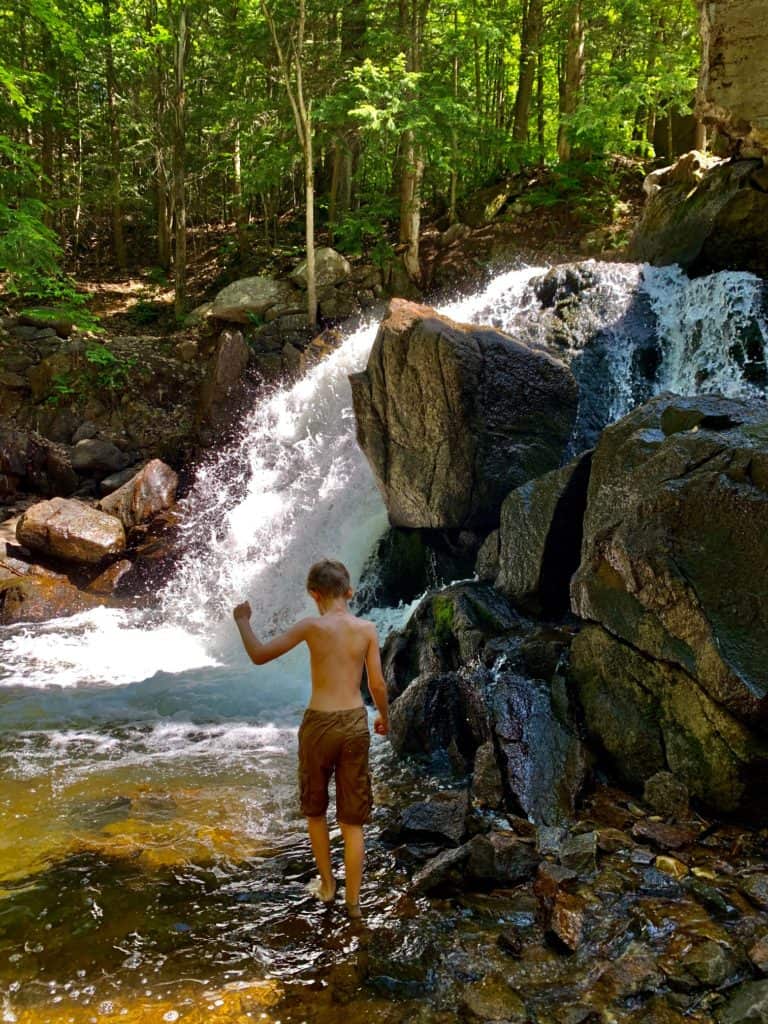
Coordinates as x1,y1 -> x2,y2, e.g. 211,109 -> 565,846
262,0 -> 317,327
513,0 -> 544,143
171,3 -> 190,318
232,124 -> 248,259
103,0 -> 127,270
557,0 -> 585,162
397,0 -> 429,283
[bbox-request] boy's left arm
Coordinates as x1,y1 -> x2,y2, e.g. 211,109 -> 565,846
233,601 -> 310,665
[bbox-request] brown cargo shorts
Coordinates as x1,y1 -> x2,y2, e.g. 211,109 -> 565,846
298,706 -> 372,825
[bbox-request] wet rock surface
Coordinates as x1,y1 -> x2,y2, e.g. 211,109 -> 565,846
16,497 -> 126,565
350,298 -> 578,529
570,392 -> 768,815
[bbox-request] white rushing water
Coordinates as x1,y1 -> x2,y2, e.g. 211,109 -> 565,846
1,261 -> 766,712
0,267 -> 544,706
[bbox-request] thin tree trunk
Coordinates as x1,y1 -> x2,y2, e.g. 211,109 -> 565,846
103,0 -> 127,270
448,6 -> 459,224
232,124 -> 248,259
171,3 -> 189,318
262,0 -> 317,327
513,0 -> 544,143
557,0 -> 585,162
536,50 -> 545,162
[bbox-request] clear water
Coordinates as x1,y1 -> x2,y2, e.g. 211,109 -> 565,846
1,261 -> 766,1021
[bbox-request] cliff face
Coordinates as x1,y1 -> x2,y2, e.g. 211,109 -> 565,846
696,0 -> 768,157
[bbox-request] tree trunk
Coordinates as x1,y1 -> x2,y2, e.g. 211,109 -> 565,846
103,0 -> 127,270
557,0 -> 585,162
397,0 -> 429,283
232,124 -> 248,259
262,0 -> 317,327
171,3 -> 189,318
513,0 -> 544,143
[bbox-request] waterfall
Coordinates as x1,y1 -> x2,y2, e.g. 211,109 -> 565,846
1,262 -> 765,700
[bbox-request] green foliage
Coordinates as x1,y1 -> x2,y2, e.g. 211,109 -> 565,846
46,342 -> 137,406
129,300 -> 165,325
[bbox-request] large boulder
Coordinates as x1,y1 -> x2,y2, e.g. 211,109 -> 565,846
211,276 -> 302,323
290,247 -> 351,290
71,437 -> 131,475
198,328 -> 251,431
570,393 -> 768,815
350,299 -> 578,529
494,450 -> 592,617
383,582 -> 519,700
696,0 -> 768,159
17,497 -> 126,565
631,154 -> 768,276
98,459 -> 178,530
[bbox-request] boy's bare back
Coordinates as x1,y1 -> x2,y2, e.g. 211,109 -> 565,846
302,610 -> 379,712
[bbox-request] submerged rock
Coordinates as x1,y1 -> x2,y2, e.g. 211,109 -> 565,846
570,393 -> 768,816
17,497 -> 126,565
350,298 -> 577,529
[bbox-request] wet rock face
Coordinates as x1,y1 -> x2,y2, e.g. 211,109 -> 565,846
0,556 -> 104,625
512,263 -> 662,451
16,497 -> 126,565
350,298 -> 578,530
385,582 -> 586,823
0,424 -> 77,500
570,393 -> 768,815
493,450 -> 592,617
98,459 -> 178,531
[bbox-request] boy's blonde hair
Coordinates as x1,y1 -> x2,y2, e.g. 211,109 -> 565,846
306,559 -> 351,598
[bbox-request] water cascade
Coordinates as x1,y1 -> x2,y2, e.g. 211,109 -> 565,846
1,260 -> 767,1020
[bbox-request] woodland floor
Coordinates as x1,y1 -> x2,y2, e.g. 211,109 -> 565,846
49,168 -> 644,337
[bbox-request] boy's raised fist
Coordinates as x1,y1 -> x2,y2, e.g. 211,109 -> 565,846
233,601 -> 252,621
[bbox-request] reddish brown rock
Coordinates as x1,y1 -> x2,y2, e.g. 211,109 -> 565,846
631,819 -> 698,851
86,559 -> 134,595
16,497 -> 125,564
0,558 -> 102,624
98,459 -> 178,530
549,890 -> 585,952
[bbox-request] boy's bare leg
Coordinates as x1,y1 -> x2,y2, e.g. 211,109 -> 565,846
339,822 -> 364,912
306,815 -> 336,900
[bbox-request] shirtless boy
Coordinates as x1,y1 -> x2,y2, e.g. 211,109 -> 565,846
232,558 -> 389,919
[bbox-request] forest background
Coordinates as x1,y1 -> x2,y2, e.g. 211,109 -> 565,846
0,0 -> 701,326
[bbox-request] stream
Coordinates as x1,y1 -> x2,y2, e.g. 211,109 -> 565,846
1,262 -> 767,1023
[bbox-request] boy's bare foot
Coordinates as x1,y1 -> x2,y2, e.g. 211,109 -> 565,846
307,876 -> 336,903
345,901 -> 362,920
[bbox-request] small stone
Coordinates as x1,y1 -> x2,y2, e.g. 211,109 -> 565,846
692,866 -> 717,880
460,975 -> 526,1022
496,927 -> 524,957
683,876 -> 739,919
72,421 -> 99,444
643,771 -> 690,821
632,819 -> 698,850
742,874 -> 768,911
536,825 -> 567,857
549,891 -> 585,952
749,936 -> 768,974
560,831 -> 597,874
597,827 -> 633,853
719,979 -> 768,1024
631,846 -> 656,865
400,789 -> 469,847
654,855 -> 688,879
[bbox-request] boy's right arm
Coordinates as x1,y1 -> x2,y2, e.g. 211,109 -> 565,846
365,623 -> 390,736
233,601 -> 311,665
